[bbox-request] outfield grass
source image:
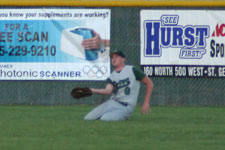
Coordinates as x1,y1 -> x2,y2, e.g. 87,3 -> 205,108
0,105 -> 224,150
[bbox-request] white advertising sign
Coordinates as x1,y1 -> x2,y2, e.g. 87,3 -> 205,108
141,10 -> 225,77
0,8 -> 111,80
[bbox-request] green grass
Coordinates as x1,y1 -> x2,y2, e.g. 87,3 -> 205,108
0,105 -> 224,150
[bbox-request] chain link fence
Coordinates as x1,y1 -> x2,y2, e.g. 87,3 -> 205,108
0,7 -> 225,106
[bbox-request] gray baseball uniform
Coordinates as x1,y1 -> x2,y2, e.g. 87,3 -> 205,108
84,65 -> 146,121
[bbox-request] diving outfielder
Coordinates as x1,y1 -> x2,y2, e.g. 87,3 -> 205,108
84,50 -> 153,121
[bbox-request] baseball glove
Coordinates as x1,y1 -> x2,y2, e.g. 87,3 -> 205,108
71,87 -> 92,99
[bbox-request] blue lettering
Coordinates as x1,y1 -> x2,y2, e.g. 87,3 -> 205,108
145,22 -> 160,56
161,15 -> 179,25
144,17 -> 209,57
172,27 -> 183,46
46,71 -> 50,77
64,72 -> 69,77
39,71 -> 81,78
40,71 -> 44,77
184,27 -> 195,47
161,27 -> 171,46
196,28 -> 209,47
165,17 -> 169,23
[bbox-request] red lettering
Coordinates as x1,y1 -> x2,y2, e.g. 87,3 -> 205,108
212,24 -> 225,37
220,24 -> 225,36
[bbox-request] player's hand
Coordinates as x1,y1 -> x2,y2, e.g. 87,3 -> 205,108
82,30 -> 101,49
141,103 -> 151,115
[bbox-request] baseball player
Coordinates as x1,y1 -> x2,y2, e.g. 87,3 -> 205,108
84,50 -> 153,121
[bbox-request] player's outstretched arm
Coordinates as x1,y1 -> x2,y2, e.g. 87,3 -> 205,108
141,76 -> 154,115
90,84 -> 114,95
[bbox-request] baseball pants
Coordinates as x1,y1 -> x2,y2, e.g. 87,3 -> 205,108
84,99 -> 133,121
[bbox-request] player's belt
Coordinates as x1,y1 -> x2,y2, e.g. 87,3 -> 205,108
115,100 -> 128,107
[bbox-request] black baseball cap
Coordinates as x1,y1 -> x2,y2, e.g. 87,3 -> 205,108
110,50 -> 126,58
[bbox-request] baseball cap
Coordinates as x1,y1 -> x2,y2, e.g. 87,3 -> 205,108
110,50 -> 126,58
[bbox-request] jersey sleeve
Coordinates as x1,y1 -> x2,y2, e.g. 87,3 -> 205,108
132,66 -> 146,81
106,77 -> 113,85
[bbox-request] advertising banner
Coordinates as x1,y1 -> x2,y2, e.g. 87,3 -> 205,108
0,8 -> 110,80
141,10 -> 225,77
